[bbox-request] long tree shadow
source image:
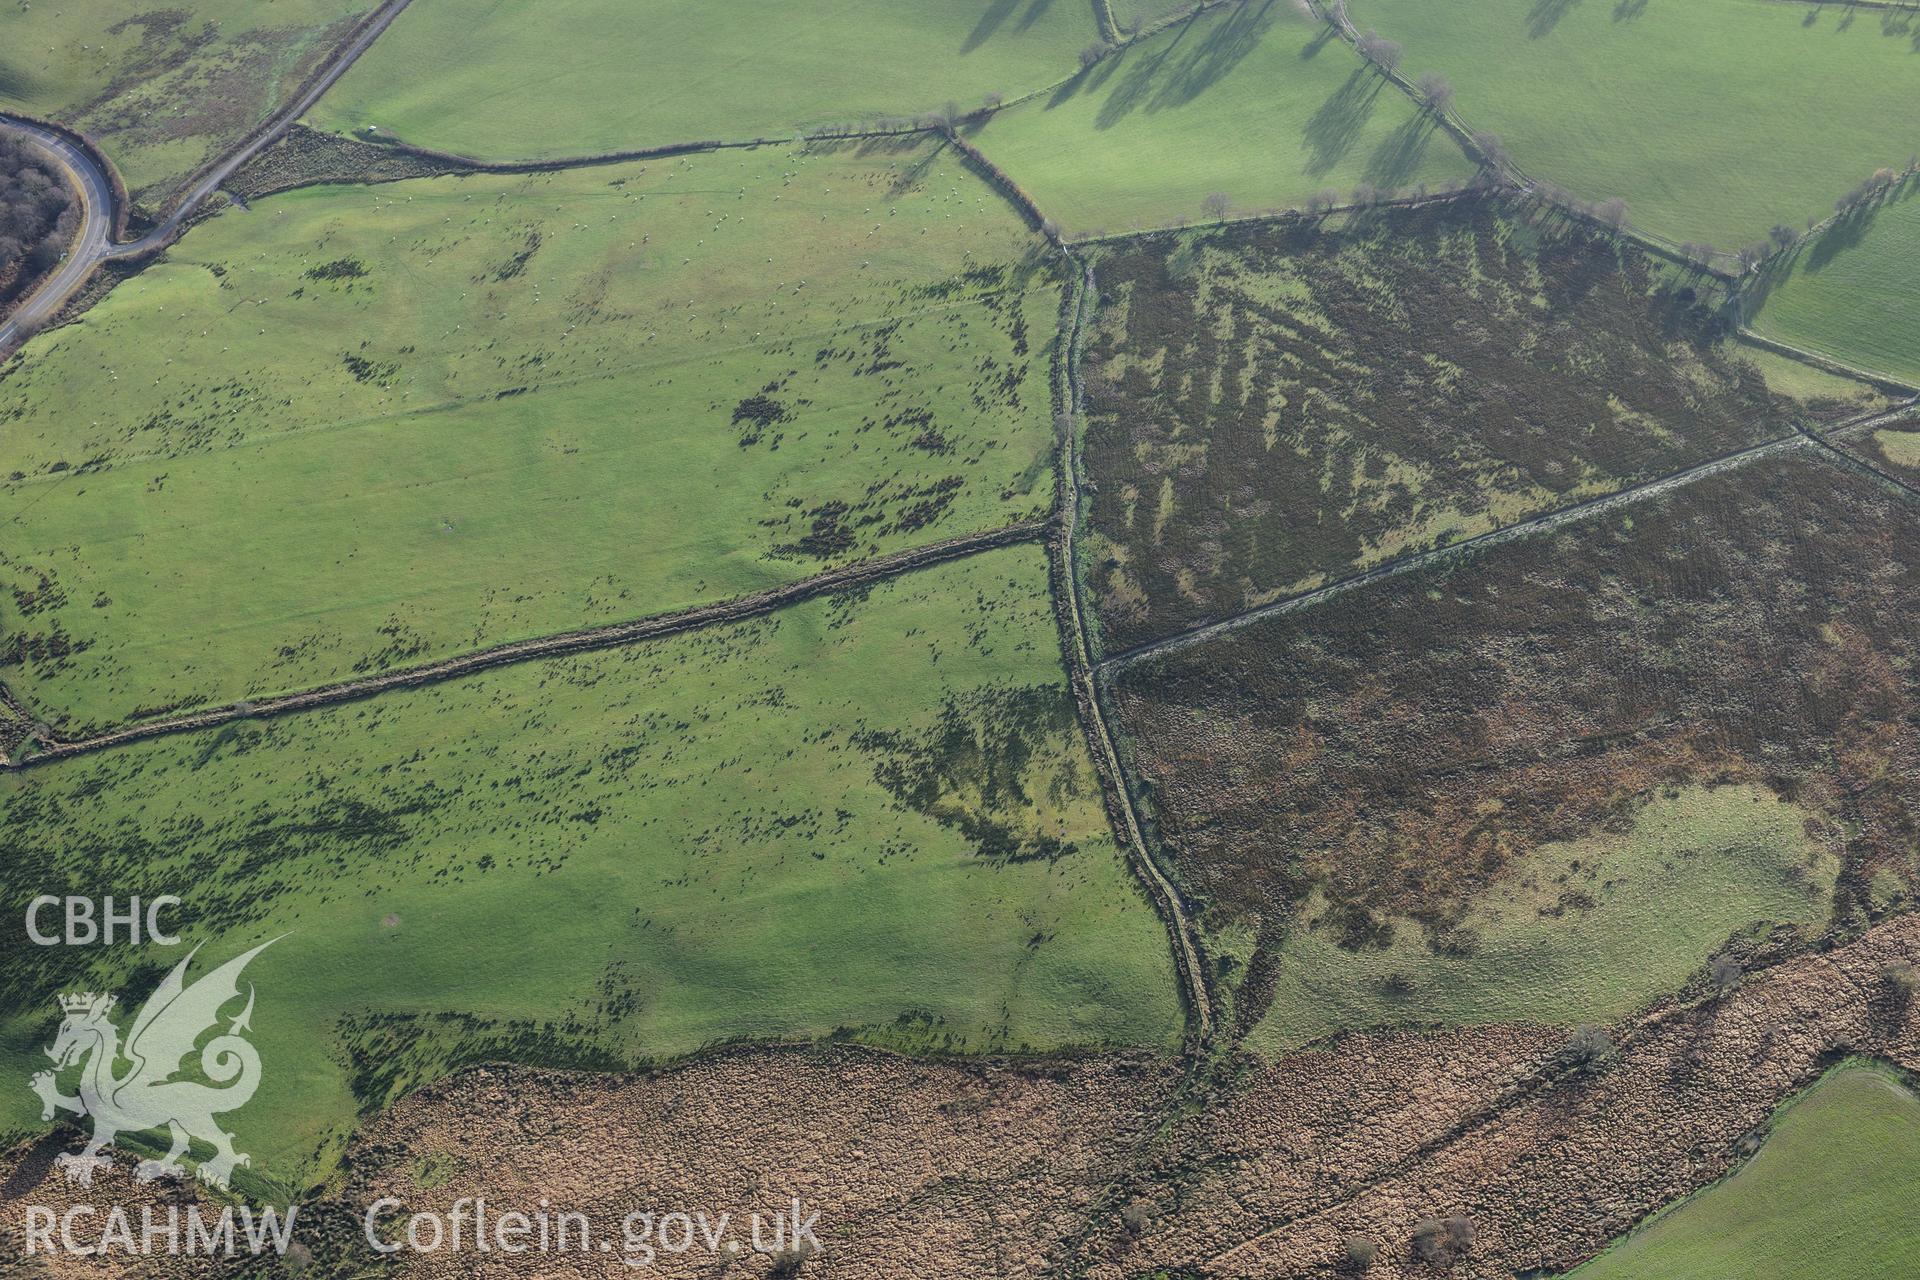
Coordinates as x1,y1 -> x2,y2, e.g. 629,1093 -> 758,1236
1092,14 -> 1201,128
1528,0 -> 1584,38
1803,207 -> 1877,274
1015,0 -> 1060,34
1044,30 -> 1134,110
1362,112 -> 1440,187
1803,178 -> 1917,273
1148,0 -> 1277,111
881,138 -> 950,198
1304,69 -> 1385,176
1883,5 -> 1920,50
1743,176 -> 1917,321
1092,0 -> 1279,129
962,0 -> 1024,55
0,65 -> 39,100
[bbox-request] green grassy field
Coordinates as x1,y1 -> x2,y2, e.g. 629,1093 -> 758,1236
0,139 -> 1061,734
1346,0 -> 1920,251
1734,341 -> 1896,410
1112,0 -> 1198,32
1751,179 -> 1920,388
1247,785 -> 1837,1054
307,0 -> 1095,161
1875,425 -> 1920,479
1575,1066 -> 1920,1280
970,1 -> 1477,238
0,545 -> 1183,1190
0,0 -> 373,206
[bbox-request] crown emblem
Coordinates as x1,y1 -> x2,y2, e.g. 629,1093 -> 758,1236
57,993 -> 114,1015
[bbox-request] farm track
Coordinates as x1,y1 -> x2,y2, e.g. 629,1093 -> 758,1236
1052,255 -> 1217,1049
1101,403 -> 1919,673
1310,0 -> 1759,279
0,0 -> 416,358
0,118 -> 119,353
1194,917 -> 1909,1274
0,521 -> 1046,769
1738,327 -> 1920,397
157,0 -> 418,231
0,0 -> 1911,1058
1800,421 -> 1920,505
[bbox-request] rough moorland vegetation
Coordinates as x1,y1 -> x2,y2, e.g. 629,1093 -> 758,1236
1112,455 -> 1920,1033
1080,200 -> 1845,651
0,0 -> 375,209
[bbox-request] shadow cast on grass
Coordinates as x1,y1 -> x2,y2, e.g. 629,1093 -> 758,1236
1043,32 -> 1133,110
1091,0 -> 1278,130
963,0 -> 1021,55
1362,112 -> 1440,187
1528,0 -> 1584,38
1304,68 -> 1385,176
960,0 -> 1059,55
1802,178 -> 1919,274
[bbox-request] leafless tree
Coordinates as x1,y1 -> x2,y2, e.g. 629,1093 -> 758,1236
1415,70 -> 1453,113
1470,129 -> 1510,169
1679,241 -> 1719,269
1202,191 -> 1231,219
1597,196 -> 1629,231
1080,41 -> 1113,69
1356,30 -> 1402,73
982,91 -> 1004,110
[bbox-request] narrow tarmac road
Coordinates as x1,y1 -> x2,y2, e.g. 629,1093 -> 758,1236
0,118 -> 119,353
0,0 -> 414,358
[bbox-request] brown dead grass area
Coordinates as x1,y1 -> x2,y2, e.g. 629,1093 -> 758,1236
0,1144 -> 236,1279
1112,453 -> 1920,948
76,10 -> 370,209
341,1047 -> 1178,1279
8,919 -> 1920,1277
1097,913 -> 1920,1278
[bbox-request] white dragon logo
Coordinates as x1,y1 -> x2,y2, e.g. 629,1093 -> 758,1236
29,940 -> 275,1189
